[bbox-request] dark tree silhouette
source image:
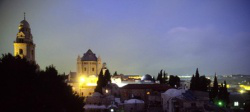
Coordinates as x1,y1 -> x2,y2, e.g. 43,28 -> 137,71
217,81 -> 230,107
199,76 -> 211,91
210,74 -> 218,101
113,71 -> 118,76
95,70 -> 104,94
104,69 -> 111,85
95,69 -> 112,94
190,74 -> 195,90
163,71 -> 168,84
190,68 -> 211,92
0,53 -> 84,112
157,70 -> 163,83
169,75 -> 180,88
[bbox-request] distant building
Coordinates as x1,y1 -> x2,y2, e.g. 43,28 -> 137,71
77,49 -> 102,77
120,84 -> 171,104
67,49 -> 105,96
13,13 -> 35,62
141,74 -> 155,84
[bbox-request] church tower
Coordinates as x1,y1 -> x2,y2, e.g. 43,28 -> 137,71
13,13 -> 35,62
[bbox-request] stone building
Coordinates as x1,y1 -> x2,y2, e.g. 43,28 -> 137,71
67,49 -> 104,96
77,49 -> 102,77
13,13 -> 35,62
120,84 -> 171,105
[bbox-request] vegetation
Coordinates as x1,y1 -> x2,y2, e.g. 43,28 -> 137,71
156,70 -> 168,84
95,68 -> 111,94
0,54 -> 84,112
168,75 -> 180,88
190,68 -> 211,92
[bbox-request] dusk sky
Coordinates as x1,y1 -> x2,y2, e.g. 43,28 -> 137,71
0,0 -> 250,76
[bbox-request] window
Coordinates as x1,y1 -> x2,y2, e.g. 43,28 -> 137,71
146,92 -> 150,95
19,49 -> 23,54
84,68 -> 87,71
234,101 -> 239,106
92,68 -> 94,71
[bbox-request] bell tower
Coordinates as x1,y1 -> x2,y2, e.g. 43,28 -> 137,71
13,13 -> 36,62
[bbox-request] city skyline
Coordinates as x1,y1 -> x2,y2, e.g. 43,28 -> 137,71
1,0 -> 250,76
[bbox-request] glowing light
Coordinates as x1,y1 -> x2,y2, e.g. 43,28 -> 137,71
146,92 -> 150,95
110,109 -> 114,112
234,101 -> 239,106
239,85 -> 250,90
239,89 -> 245,94
79,77 -> 85,82
218,101 -> 223,107
86,83 -> 97,86
105,89 -> 109,93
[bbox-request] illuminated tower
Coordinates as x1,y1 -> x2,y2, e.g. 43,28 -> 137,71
13,13 -> 35,62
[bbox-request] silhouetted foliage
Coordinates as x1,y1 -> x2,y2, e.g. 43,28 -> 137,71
157,70 -> 168,84
190,74 -> 195,90
0,53 -> 84,112
190,68 -> 211,92
157,70 -> 163,83
113,71 -> 118,76
95,70 -> 104,94
163,71 -> 168,84
218,81 -> 230,107
169,75 -> 180,88
209,74 -> 218,101
104,69 -> 111,85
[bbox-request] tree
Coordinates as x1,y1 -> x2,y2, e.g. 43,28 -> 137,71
157,70 -> 163,83
210,74 -> 218,101
217,81 -> 230,107
0,53 -> 84,112
189,68 -> 211,92
104,69 -> 111,85
190,74 -> 195,90
199,76 -> 211,91
169,75 -> 180,88
163,71 -> 168,84
194,68 -> 200,90
95,70 -> 104,94
113,71 -> 118,76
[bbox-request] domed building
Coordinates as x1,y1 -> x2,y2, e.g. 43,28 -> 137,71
141,74 -> 155,83
77,49 -> 102,77
13,13 -> 35,62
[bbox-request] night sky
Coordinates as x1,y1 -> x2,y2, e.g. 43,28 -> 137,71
1,0 -> 250,76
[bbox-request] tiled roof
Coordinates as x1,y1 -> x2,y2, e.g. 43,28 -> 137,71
121,84 -> 171,91
81,49 -> 97,61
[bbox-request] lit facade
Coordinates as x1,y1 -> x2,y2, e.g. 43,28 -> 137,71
13,14 -> 35,62
68,49 -> 104,96
77,49 -> 102,77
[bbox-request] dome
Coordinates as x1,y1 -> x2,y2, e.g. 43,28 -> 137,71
20,20 -> 30,28
81,49 -> 97,61
124,99 -> 144,104
141,74 -> 153,81
163,89 -> 185,97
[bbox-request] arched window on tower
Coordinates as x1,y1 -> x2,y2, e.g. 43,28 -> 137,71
19,49 -> 23,54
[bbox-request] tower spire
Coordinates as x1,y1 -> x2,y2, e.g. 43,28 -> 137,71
24,12 -> 26,20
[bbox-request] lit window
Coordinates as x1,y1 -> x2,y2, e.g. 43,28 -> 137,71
234,101 -> 239,106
